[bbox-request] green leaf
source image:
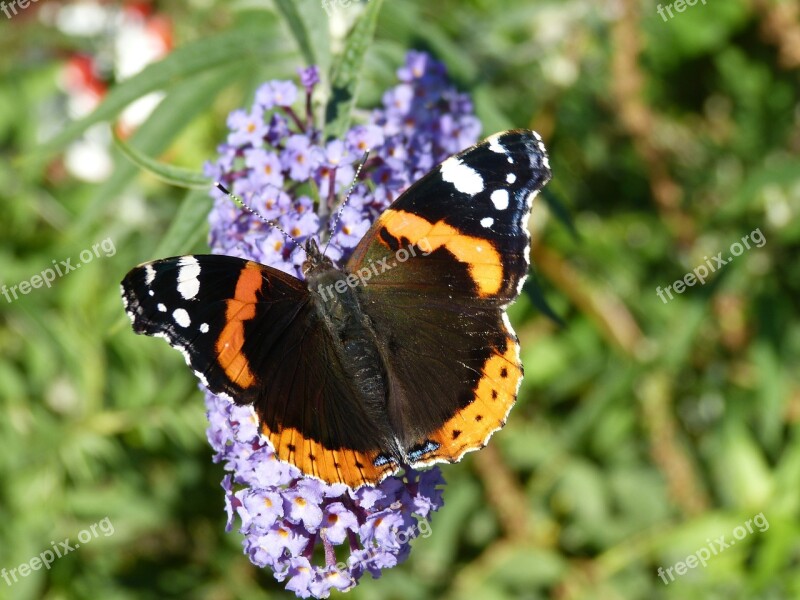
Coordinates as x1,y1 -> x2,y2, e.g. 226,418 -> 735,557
324,0 -> 384,139
152,188 -> 214,259
523,270 -> 565,327
541,187 -> 579,241
113,133 -> 210,189
273,0 -> 319,67
28,21 -> 288,171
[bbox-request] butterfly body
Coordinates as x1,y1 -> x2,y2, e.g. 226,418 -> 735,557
122,129 -> 551,488
302,239 -> 401,463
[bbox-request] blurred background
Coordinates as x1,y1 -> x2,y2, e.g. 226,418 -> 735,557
1,0 -> 799,598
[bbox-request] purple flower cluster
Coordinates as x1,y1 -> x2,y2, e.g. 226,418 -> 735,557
203,51 -> 481,277
202,52 -> 481,598
207,397 -> 445,597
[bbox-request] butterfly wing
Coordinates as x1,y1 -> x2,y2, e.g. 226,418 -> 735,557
121,255 -> 399,487
345,129 -> 551,467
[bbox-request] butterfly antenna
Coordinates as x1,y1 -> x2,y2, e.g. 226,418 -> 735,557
215,182 -> 307,257
322,150 -> 370,257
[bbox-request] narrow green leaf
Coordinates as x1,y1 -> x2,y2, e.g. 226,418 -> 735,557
113,133 -> 210,189
324,0 -> 384,139
273,0 -> 317,67
541,187 -> 579,241
524,270 -> 565,327
152,188 -> 214,259
29,22 -> 286,170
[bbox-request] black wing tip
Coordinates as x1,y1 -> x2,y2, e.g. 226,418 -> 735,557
496,129 -> 552,184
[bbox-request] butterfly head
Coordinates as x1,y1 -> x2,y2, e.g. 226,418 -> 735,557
302,237 -> 335,277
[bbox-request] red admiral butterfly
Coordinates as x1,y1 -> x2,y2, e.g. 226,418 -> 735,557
121,129 -> 551,488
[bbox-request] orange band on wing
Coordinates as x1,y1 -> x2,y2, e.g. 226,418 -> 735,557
215,262 -> 262,388
376,209 -> 503,297
263,423 -> 398,488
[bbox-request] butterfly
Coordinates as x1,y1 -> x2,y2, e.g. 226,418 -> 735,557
121,129 -> 551,488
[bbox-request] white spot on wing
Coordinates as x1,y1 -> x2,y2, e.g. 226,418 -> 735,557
173,308 -> 191,327
480,217 -> 494,229
532,131 -> 550,170
491,189 -> 510,210
200,323 -> 209,333
157,303 -> 167,312
441,157 -> 484,195
506,173 -> 516,184
177,256 -> 201,300
145,264 -> 156,285
487,133 -> 505,154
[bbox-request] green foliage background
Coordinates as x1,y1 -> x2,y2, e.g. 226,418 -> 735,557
1,0 -> 799,598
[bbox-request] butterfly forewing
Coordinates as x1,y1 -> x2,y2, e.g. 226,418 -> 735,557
347,129 -> 550,304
